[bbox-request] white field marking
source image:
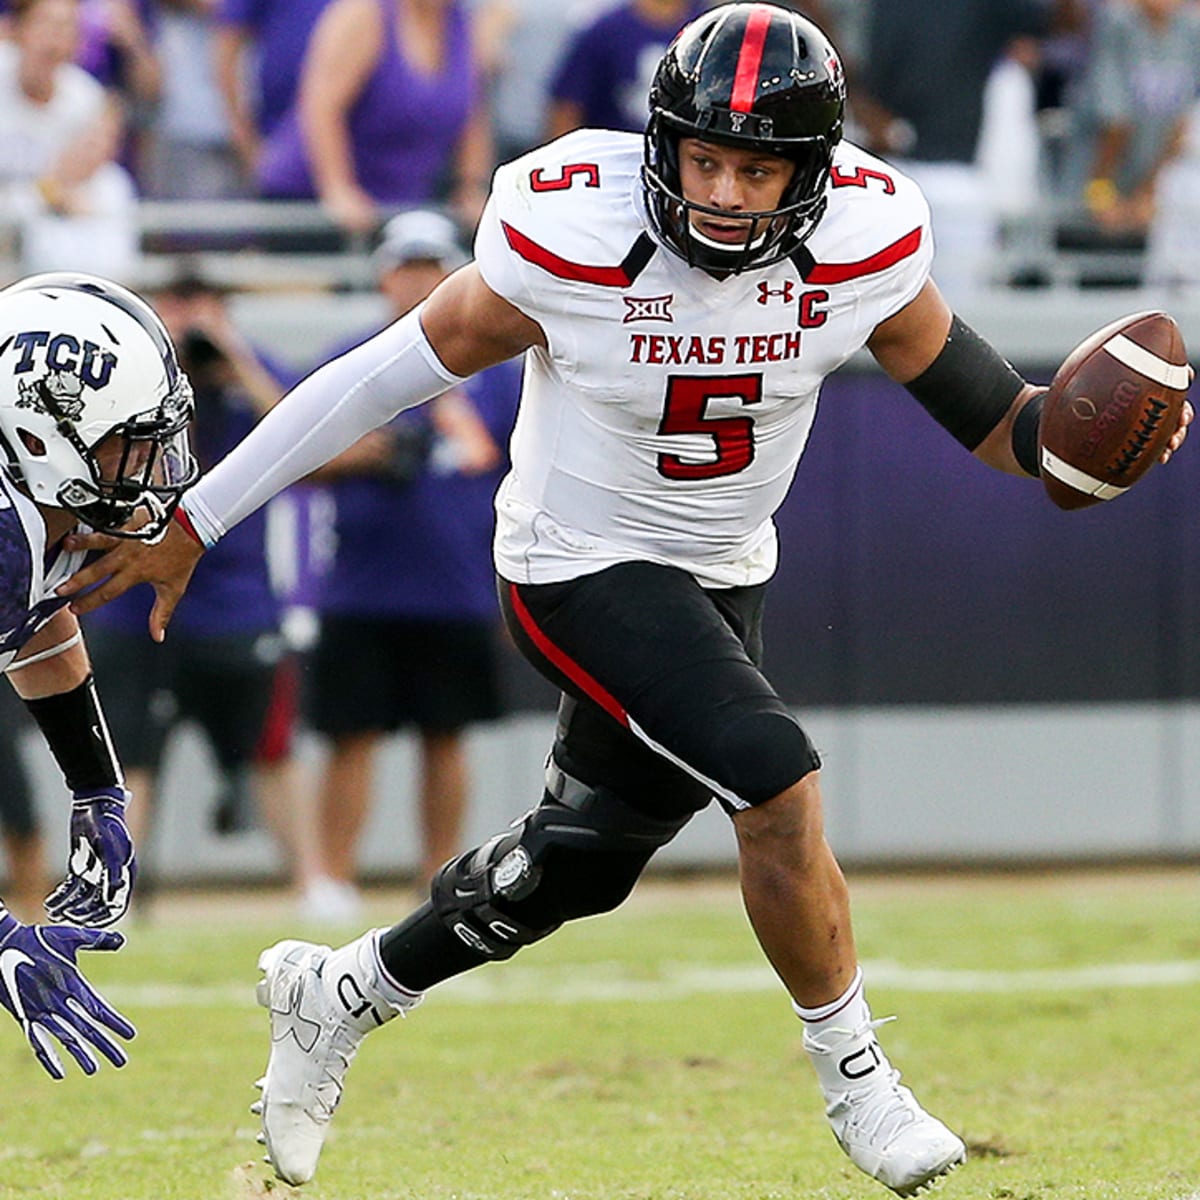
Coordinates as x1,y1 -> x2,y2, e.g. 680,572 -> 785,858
102,957 -> 1200,1009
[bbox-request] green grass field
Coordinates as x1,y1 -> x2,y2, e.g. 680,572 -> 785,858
1,867 -> 1198,1200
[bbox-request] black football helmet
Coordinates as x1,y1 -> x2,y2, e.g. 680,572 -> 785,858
643,2 -> 845,273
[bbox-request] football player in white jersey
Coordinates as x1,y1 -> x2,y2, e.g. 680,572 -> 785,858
61,4 -> 1191,1193
0,272 -> 198,1078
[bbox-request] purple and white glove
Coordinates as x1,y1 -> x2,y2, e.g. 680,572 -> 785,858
44,788 -> 137,928
0,906 -> 136,1079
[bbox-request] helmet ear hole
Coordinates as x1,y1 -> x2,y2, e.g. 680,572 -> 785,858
18,429 -> 47,457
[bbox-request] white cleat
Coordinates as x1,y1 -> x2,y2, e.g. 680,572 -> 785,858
805,1021 -> 966,1196
254,934 -> 420,1185
254,940 -> 367,1185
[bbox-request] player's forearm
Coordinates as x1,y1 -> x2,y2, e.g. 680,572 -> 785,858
183,307 -> 463,543
972,384 -> 1044,477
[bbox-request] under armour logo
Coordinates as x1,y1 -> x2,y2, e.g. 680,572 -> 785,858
757,281 -> 795,306
623,295 -> 674,323
730,112 -> 746,134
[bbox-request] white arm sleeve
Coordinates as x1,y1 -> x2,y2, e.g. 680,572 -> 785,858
181,307 -> 464,545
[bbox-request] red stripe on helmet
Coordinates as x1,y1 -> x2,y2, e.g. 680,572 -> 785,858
730,5 -> 773,113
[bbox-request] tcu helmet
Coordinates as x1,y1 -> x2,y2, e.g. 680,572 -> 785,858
0,272 -> 197,539
643,2 -> 845,272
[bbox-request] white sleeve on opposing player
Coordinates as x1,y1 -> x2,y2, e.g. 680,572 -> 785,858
182,307 -> 464,545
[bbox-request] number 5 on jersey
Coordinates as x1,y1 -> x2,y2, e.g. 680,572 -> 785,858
657,374 -> 762,480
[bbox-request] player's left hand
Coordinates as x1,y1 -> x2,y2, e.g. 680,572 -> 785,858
44,789 -> 136,928
0,907 -> 135,1079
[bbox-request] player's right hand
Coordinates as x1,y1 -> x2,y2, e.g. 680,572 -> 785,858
0,907 -> 136,1079
56,516 -> 204,642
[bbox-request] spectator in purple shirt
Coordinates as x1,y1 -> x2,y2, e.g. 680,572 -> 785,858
76,0 -> 158,99
300,209 -> 520,920
0,0 -> 159,99
546,0 -> 701,138
83,265 -> 320,910
256,0 -> 493,234
214,0 -> 333,186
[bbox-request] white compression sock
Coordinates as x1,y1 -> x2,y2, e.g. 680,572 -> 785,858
792,965 -> 870,1037
320,929 -> 424,1034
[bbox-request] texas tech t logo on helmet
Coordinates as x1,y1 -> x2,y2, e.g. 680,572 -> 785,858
642,2 -> 845,272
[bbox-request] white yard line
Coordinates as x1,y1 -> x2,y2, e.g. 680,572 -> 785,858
105,957 -> 1200,1009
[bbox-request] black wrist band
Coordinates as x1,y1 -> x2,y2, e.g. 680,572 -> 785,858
24,673 -> 124,792
1011,390 -> 1044,477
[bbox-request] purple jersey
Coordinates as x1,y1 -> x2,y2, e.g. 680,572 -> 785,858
257,0 -> 476,202
549,2 -> 701,132
216,0 -> 333,136
0,470 -> 88,672
315,352 -> 521,621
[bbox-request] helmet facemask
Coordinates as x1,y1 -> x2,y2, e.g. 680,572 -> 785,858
50,375 -> 197,539
643,113 -> 833,273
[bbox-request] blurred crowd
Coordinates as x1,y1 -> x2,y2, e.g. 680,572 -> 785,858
3,0 -> 1200,923
0,0 -> 1199,292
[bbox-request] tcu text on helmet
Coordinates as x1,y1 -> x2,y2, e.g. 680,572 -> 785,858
7,332 -> 117,391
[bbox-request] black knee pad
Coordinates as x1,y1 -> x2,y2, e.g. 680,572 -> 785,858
430,764 -> 690,960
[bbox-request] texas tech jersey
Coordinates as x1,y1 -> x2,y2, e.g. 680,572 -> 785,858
0,468 -> 87,672
476,129 -> 933,587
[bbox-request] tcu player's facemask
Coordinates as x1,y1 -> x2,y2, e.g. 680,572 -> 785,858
643,3 -> 845,274
0,273 -> 198,540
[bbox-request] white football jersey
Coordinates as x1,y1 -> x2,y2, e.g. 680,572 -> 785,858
476,129 -> 933,587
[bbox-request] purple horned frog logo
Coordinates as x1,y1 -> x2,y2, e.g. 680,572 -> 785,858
7,331 -> 117,421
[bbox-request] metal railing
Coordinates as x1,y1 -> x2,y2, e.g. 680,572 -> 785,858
0,197 -> 1157,294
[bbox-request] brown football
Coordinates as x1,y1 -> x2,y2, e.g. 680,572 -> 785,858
1038,310 -> 1189,510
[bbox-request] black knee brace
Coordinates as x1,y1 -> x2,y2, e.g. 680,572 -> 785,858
430,760 -> 690,960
